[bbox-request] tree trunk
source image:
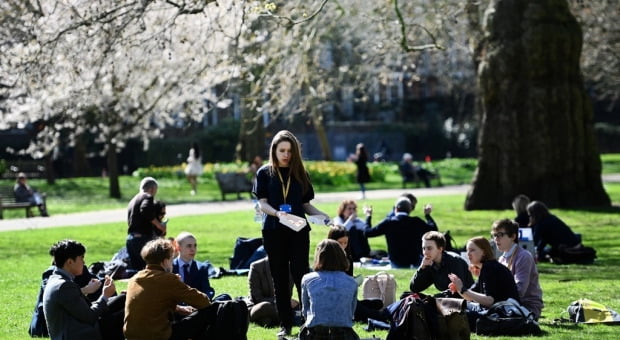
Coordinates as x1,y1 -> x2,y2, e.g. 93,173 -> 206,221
236,109 -> 266,163
73,134 -> 91,177
311,109 -> 332,161
107,143 -> 121,199
465,0 -> 610,209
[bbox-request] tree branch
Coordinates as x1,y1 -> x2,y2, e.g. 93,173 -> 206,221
393,0 -> 444,52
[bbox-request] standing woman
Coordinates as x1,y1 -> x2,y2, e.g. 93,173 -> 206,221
253,130 -> 330,338
352,143 -> 370,199
184,142 -> 202,195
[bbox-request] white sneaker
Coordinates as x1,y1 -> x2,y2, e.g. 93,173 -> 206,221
190,190 -> 196,196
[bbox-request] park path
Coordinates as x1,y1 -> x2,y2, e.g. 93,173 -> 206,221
0,185 -> 470,232
2,173 -> 618,233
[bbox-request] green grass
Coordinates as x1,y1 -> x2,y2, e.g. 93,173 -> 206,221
1,186 -> 620,339
0,153 -> 616,219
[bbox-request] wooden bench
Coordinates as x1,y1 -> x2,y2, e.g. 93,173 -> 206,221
0,186 -> 41,219
215,172 -> 253,200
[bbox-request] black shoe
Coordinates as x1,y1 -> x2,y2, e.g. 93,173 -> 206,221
276,326 -> 291,338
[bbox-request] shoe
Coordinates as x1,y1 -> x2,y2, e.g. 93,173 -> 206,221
276,326 -> 291,337
190,190 -> 196,196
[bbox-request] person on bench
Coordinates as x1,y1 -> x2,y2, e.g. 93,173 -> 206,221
14,172 -> 48,217
399,153 -> 434,188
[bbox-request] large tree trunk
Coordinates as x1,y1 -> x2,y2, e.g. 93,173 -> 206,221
311,110 -> 332,161
465,0 -> 610,209
107,143 -> 121,199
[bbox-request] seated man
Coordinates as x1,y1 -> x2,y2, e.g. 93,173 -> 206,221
365,197 -> 437,268
399,153 -> 434,188
410,231 -> 474,297
124,238 -> 215,340
13,172 -> 48,216
247,256 -> 298,327
172,232 -> 215,299
42,240 -> 117,340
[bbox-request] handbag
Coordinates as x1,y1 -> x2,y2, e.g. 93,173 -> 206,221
475,299 -> 541,336
362,271 -> 397,307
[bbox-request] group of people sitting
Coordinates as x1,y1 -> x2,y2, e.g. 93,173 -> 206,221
34,173 -> 587,340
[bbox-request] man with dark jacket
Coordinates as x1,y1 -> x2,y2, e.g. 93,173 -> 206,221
410,231 -> 474,296
365,197 -> 437,268
43,240 -> 116,340
126,177 -> 167,270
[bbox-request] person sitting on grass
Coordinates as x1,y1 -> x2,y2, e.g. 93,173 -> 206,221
124,238 -> 215,340
410,231 -> 474,298
43,239 -> 117,340
492,219 -> 544,319
172,231 -> 215,299
527,200 -> 581,262
512,194 -> 531,228
448,236 -> 520,331
299,239 -> 359,340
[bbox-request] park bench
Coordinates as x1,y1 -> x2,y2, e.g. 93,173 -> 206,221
215,172 -> 253,200
398,163 -> 442,188
0,186 -> 45,219
1,160 -> 47,180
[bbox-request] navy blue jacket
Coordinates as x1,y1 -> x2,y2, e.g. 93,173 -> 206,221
365,213 -> 437,268
172,258 -> 215,299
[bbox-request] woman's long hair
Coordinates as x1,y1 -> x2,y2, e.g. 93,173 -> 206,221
268,130 -> 310,194
313,239 -> 350,272
468,236 -> 496,262
527,201 -> 550,226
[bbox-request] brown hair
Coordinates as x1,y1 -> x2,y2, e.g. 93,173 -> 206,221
526,201 -> 550,226
468,236 -> 496,262
492,218 -> 519,243
312,239 -> 350,272
267,130 -> 310,194
422,231 -> 446,250
336,199 -> 357,219
141,238 -> 174,265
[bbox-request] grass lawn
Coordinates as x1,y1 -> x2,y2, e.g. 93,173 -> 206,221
1,184 -> 620,339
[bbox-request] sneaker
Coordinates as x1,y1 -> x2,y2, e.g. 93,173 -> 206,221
190,190 -> 196,196
276,326 -> 291,337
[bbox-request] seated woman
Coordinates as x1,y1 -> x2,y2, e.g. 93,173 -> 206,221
527,200 -> 581,262
327,226 -> 388,323
448,236 -> 520,331
13,172 -> 48,216
492,219 -> 544,319
512,194 -> 531,228
300,239 -> 359,340
332,199 -> 372,261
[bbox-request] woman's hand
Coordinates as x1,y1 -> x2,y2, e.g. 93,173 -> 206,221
448,273 -> 463,293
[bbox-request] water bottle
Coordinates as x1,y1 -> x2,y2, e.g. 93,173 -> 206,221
253,200 -> 263,223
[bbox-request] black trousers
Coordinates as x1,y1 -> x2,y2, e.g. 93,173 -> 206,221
170,305 -> 217,340
262,226 -> 309,328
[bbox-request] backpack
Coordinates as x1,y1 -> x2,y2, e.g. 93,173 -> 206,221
28,267 -> 54,337
386,294 -> 432,340
475,299 -> 541,336
229,237 -> 264,270
552,244 -> 597,264
206,298 -> 250,340
567,299 -> 620,324
362,271 -> 397,308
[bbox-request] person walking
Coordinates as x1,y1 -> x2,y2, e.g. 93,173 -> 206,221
351,143 -> 370,199
252,130 -> 330,338
184,142 -> 203,195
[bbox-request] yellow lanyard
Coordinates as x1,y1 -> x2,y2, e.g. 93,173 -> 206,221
276,168 -> 291,203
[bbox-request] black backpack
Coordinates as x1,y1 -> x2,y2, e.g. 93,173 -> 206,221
386,294 -> 432,340
475,299 -> 541,336
206,298 -> 250,340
